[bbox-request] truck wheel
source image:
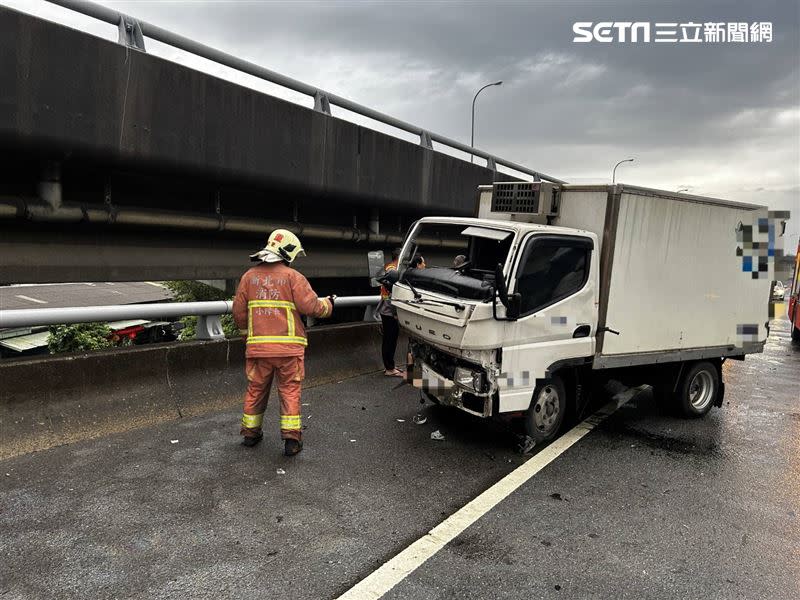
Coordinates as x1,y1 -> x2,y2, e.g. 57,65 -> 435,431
526,375 -> 567,443
676,361 -> 719,418
792,325 -> 800,343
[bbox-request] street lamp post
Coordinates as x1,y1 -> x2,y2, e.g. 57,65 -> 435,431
471,81 -> 502,163
612,158 -> 635,184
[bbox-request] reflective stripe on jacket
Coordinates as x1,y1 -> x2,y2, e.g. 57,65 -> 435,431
233,263 -> 332,357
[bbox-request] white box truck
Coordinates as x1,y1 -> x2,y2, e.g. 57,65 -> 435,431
388,182 -> 773,443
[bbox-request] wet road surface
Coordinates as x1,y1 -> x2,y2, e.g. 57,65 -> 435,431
1,320 -> 798,599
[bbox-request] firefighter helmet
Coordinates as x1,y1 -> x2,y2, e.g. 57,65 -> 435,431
263,229 -> 305,263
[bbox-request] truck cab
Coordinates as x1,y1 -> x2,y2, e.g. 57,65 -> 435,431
392,215 -> 598,442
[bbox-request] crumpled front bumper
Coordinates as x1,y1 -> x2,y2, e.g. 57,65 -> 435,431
407,358 -> 492,418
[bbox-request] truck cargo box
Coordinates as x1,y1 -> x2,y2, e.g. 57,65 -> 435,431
478,183 -> 772,366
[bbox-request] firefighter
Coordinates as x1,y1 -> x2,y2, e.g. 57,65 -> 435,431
232,229 -> 334,456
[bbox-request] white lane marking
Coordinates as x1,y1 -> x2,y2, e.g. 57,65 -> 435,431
4,282 -> 91,288
336,399 -> 626,600
14,295 -> 48,304
144,282 -> 165,288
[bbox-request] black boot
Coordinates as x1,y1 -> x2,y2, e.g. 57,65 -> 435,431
241,433 -> 263,447
284,439 -> 303,456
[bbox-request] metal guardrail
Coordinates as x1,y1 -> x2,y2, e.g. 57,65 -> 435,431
45,0 -> 565,185
0,296 -> 381,340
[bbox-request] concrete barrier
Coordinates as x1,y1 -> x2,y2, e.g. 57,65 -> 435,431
0,322 -> 387,460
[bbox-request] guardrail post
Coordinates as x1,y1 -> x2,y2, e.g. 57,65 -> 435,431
118,16 -> 146,50
195,315 -> 225,340
420,131 -> 433,149
486,156 -> 497,171
313,92 -> 331,115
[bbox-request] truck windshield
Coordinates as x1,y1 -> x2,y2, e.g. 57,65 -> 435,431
399,222 -> 514,300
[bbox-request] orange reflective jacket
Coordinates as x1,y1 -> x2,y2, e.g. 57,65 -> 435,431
233,263 -> 332,358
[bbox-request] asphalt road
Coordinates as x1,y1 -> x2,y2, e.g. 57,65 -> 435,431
1,320 -> 798,599
0,282 -> 171,312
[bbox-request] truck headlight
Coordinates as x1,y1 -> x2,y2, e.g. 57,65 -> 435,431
454,367 -> 474,389
454,367 -> 486,393
472,371 -> 486,393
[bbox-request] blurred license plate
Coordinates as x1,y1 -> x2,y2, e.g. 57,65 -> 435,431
420,362 -> 454,393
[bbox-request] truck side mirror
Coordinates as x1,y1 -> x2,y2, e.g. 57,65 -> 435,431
377,269 -> 400,290
493,263 -> 520,321
507,293 -> 521,320
494,263 -> 509,308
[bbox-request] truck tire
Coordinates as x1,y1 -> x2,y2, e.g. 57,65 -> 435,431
525,375 -> 567,443
792,325 -> 800,343
675,361 -> 719,418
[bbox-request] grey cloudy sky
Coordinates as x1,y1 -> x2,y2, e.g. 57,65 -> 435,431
5,0 -> 800,245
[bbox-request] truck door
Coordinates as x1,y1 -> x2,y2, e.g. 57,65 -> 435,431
498,234 -> 598,412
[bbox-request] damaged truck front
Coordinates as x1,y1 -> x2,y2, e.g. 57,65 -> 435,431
392,216 -> 598,443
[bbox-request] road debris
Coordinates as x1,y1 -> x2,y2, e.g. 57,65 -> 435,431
430,430 -> 445,441
276,468 -> 286,475
396,419 -> 406,423
349,439 -> 357,443
170,440 -> 179,444
413,414 -> 427,425
516,435 -> 536,454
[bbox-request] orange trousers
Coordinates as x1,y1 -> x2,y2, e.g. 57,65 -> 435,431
240,356 -> 304,441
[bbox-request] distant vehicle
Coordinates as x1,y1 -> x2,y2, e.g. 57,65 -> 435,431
0,319 -> 181,358
789,240 -> 800,343
772,281 -> 786,301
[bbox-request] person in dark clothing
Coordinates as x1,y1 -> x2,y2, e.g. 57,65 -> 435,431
377,248 -> 404,377
410,255 -> 426,269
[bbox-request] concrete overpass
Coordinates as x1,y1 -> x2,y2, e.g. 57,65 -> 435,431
0,2 -> 559,284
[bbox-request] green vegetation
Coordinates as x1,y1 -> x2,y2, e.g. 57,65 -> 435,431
48,322 -> 113,354
164,280 -> 239,340
44,281 -> 238,354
